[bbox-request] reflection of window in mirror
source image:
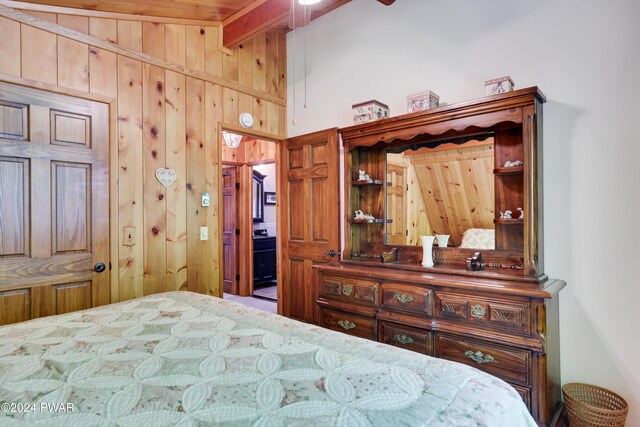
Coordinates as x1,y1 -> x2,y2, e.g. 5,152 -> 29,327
385,135 -> 495,249
253,170 -> 265,223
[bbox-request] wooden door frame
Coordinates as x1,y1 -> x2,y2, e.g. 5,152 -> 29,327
217,123 -> 282,308
0,72 -> 117,304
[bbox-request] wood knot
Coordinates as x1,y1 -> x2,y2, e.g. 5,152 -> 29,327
158,194 -> 164,200
151,127 -> 158,136
239,44 -> 243,49
200,28 -> 205,35
89,49 -> 97,55
152,226 -> 159,235
255,58 -> 262,66
255,98 -> 261,104
186,183 -> 192,190
151,149 -> 158,158
199,143 -> 203,148
156,81 -> 164,91
129,80 -> 134,87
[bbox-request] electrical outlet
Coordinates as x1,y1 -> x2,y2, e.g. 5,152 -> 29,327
123,227 -> 135,246
201,192 -> 210,207
200,226 -> 208,241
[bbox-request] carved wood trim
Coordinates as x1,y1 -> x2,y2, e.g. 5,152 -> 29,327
441,299 -> 467,318
340,87 -> 545,148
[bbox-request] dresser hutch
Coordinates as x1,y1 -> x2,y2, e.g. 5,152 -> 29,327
313,87 -> 565,426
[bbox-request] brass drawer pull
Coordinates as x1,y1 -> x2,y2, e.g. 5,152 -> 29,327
337,320 -> 356,330
394,293 -> 413,304
394,334 -> 414,344
470,304 -> 486,319
342,284 -> 353,296
464,350 -> 495,364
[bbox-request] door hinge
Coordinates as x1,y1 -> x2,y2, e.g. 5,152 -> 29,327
235,182 -> 240,191
236,274 -> 240,281
235,229 -> 240,235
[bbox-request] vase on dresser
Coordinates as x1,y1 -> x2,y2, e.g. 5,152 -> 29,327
420,235 -> 435,267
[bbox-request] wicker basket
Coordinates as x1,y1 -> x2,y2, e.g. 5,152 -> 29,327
562,383 -> 628,427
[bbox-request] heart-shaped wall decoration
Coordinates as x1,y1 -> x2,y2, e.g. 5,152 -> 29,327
155,168 -> 177,187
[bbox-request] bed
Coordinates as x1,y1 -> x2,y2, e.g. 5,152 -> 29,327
0,291 -> 535,426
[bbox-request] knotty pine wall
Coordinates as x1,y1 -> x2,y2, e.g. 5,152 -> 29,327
0,9 -> 286,302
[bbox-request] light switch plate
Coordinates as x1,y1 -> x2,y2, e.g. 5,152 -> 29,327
201,192 -> 210,207
123,227 -> 135,246
200,226 -> 208,241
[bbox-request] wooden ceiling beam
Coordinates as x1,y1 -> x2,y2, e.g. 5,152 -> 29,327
223,0 -> 290,48
222,0 -> 355,49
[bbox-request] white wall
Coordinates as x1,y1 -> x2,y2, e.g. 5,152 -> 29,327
287,0 -> 640,423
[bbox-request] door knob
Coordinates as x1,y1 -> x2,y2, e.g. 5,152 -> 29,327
328,249 -> 337,257
91,262 -> 106,273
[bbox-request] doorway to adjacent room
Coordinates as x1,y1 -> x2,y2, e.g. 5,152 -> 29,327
220,129 -> 278,314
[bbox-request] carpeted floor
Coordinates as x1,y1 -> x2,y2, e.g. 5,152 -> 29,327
223,292 -> 277,313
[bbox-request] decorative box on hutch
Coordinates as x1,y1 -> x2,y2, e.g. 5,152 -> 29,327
315,87 -> 566,427
485,75 -> 515,95
407,90 -> 440,113
352,100 -> 389,124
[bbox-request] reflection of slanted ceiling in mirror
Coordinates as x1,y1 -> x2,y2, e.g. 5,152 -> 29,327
386,138 -> 495,247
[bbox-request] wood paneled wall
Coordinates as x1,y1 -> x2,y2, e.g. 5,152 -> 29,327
407,143 -> 494,247
0,8 -> 286,302
221,136 -> 276,165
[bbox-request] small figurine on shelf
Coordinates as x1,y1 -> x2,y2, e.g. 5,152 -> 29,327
517,207 -> 524,219
357,170 -> 373,183
354,210 -> 376,221
500,210 -> 513,219
503,160 -> 524,168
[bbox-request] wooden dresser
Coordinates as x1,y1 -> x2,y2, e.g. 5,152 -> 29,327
315,264 -> 564,426
312,87 -> 566,426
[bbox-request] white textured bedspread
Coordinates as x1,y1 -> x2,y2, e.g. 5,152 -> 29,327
0,291 -> 535,426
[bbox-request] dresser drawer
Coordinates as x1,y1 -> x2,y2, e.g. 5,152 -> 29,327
434,292 -> 531,334
434,333 -> 531,386
320,308 -> 376,340
379,321 -> 433,355
319,275 -> 378,307
510,383 -> 532,411
381,283 -> 432,316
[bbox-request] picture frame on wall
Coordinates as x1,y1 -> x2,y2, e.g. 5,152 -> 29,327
264,192 -> 276,205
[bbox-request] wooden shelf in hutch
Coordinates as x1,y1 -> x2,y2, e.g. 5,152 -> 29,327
494,218 -> 524,225
352,179 -> 383,186
350,218 -> 392,224
493,166 -> 524,175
